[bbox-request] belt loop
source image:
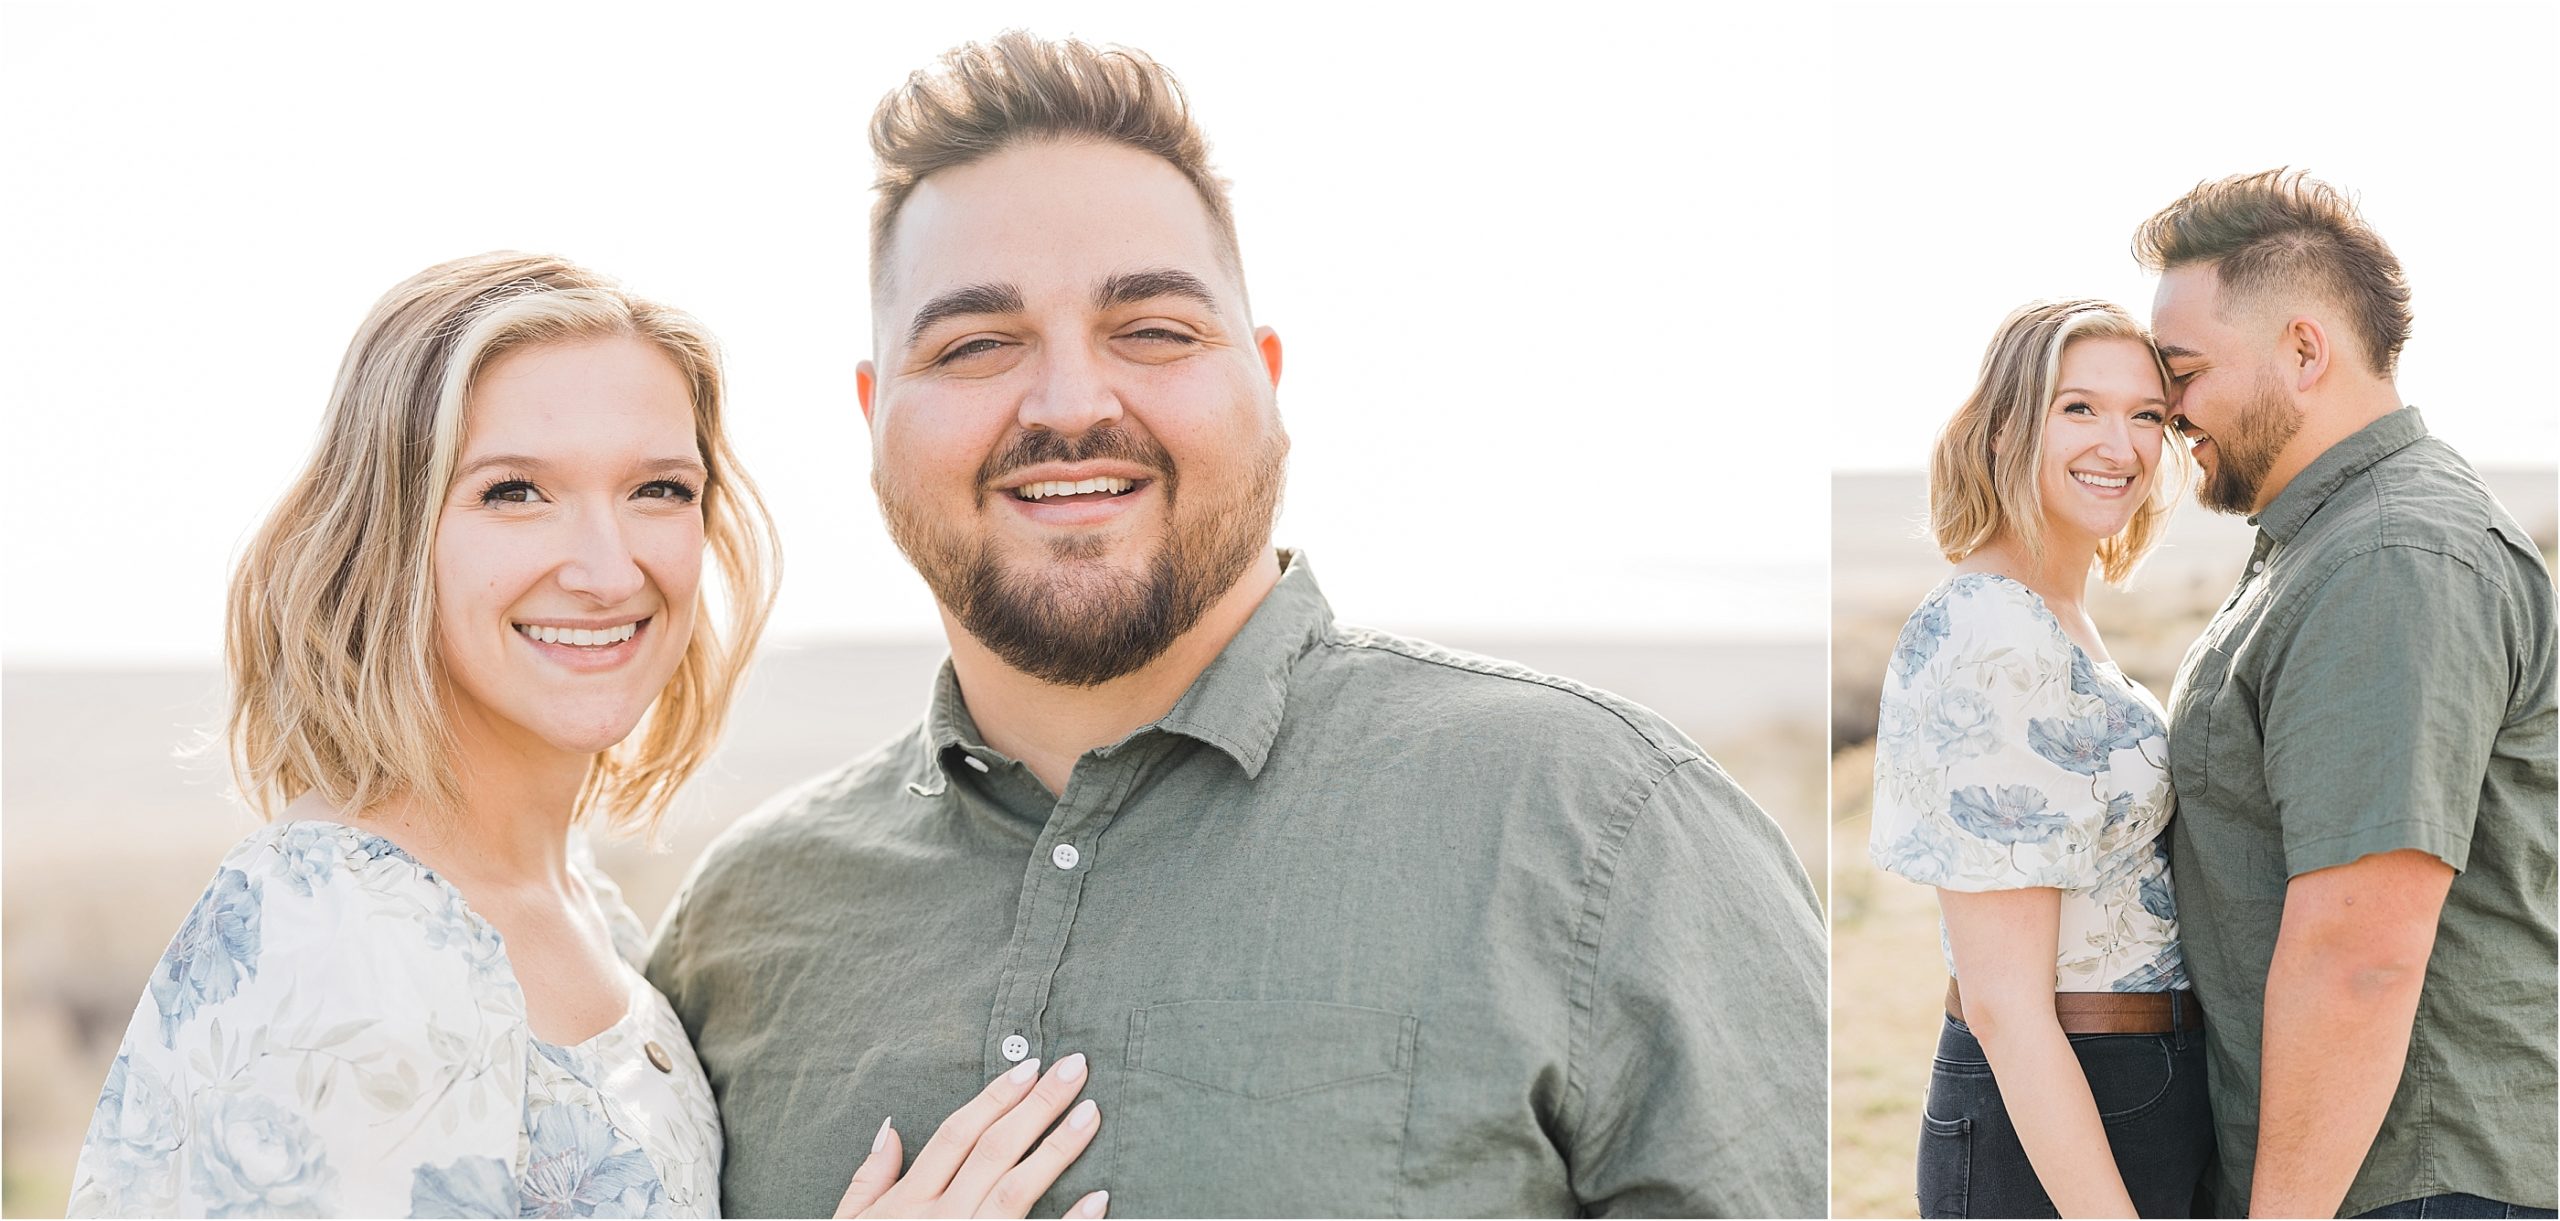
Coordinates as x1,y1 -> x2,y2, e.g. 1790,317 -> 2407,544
2171,988 -> 2188,1051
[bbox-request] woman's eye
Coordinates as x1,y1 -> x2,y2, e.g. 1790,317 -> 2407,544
637,479 -> 700,503
479,479 -> 541,505
2061,401 -> 2093,415
2136,410 -> 2166,425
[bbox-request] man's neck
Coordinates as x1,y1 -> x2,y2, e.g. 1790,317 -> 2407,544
946,550 -> 1285,795
2251,381 -> 2405,515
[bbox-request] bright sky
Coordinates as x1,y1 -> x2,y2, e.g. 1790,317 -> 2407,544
1,4 -> 1834,665
6,5 -> 2548,665
1829,3 -> 2560,471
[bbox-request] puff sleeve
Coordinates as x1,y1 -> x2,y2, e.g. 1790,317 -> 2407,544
1868,577 -> 2162,893
68,823 -> 530,1218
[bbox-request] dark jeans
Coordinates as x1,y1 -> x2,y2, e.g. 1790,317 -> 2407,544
1917,1009 -> 2214,1218
2355,1195 -> 2559,1219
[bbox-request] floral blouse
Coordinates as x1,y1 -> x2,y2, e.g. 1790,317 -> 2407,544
1868,573 -> 2188,992
69,819 -> 720,1217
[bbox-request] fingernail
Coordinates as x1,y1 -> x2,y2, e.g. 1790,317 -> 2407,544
872,1116 -> 891,1154
1067,1098 -> 1098,1131
1079,1189 -> 1109,1216
1056,1052 -> 1087,1084
1008,1057 -> 1041,1085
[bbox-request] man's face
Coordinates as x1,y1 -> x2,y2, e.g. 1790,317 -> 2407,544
2151,263 -> 2301,515
860,139 -> 1287,687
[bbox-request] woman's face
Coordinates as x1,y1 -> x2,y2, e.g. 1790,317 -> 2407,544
433,335 -> 706,760
2035,336 -> 2170,550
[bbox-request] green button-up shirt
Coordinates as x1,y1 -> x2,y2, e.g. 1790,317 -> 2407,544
647,553 -> 1827,1217
2166,408 -> 2558,1216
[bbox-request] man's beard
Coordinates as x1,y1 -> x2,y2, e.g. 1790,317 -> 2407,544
2193,374 -> 2301,515
878,420 -> 1289,688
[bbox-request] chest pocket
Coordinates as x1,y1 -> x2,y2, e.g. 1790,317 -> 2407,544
2168,640 -> 2236,801
1110,999 -> 1420,1217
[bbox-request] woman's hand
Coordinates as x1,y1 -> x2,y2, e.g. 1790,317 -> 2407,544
835,1053 -> 1108,1219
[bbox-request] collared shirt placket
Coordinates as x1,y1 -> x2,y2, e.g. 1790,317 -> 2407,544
979,736 -> 1150,1077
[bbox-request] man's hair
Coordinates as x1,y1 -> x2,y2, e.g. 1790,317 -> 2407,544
1930,299 -> 2186,586
2132,168 -> 2412,377
222,252 -> 779,839
867,31 -> 1240,308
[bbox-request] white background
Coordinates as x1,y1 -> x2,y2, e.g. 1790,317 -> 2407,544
2,3 -> 1837,664
1828,3 -> 2559,472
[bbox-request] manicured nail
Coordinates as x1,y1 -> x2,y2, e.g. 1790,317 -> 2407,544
1078,1190 -> 1109,1216
872,1116 -> 892,1154
1056,1052 -> 1087,1084
1067,1098 -> 1098,1131
1008,1057 -> 1041,1085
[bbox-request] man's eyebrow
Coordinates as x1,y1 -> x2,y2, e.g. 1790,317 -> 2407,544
905,282 -> 1025,349
1094,268 -> 1219,312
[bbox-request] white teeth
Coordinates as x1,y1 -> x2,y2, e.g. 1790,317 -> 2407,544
1016,476 -> 1136,501
516,620 -> 641,646
2074,472 -> 2131,489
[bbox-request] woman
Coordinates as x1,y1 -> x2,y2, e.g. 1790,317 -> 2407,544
68,254 -> 1107,1218
1869,299 -> 2211,1218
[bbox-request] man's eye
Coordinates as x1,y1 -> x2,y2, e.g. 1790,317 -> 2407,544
1122,327 -> 1197,344
936,338 -> 1005,365
479,479 -> 540,505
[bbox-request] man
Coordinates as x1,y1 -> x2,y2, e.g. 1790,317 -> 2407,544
645,32 -> 1828,1219
2141,170 -> 2558,1219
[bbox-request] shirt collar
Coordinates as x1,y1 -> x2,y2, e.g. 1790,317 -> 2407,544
918,549 -> 1330,784
2253,406 -> 2429,543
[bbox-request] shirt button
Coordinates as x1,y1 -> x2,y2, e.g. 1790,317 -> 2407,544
1051,843 -> 1080,870
963,755 -> 991,773
645,1041 -> 673,1073
1001,1034 -> 1030,1062
2251,560 -> 2266,573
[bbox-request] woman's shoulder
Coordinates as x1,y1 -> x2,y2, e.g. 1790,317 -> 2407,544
1887,571 -> 2073,689
148,819 -> 526,1050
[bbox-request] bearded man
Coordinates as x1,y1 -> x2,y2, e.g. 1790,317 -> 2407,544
2143,170 -> 2557,1219
644,32 -> 1827,1220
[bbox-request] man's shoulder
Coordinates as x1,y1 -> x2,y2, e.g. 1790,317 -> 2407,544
2303,435 -> 2540,581
1306,622 -> 1703,772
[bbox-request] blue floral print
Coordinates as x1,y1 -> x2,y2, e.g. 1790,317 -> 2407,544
149,867 -> 262,1048
1869,573 -> 2187,992
1946,784 -> 2072,844
69,820 -> 721,1217
409,1156 -> 514,1218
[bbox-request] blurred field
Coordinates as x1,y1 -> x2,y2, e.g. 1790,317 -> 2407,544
1828,466 -> 2557,1219
0,633 -> 1824,1217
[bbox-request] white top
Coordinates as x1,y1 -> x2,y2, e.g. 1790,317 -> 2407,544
1868,573 -> 2188,992
69,819 -> 720,1217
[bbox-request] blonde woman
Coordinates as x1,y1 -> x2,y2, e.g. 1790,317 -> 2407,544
68,254 -> 1106,1218
1869,299 -> 2211,1217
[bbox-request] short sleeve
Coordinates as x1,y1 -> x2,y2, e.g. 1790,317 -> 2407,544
1869,579 -> 2132,892
68,825 -> 530,1218
2264,546 -> 2510,876
1561,759 -> 1827,1217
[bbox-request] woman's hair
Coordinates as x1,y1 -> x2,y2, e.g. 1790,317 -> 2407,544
222,252 -> 780,838
1928,298 -> 2184,585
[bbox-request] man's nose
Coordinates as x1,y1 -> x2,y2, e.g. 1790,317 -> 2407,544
1017,342 -> 1124,437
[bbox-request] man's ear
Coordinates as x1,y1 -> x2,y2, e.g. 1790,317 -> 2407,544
857,360 -> 878,427
1255,326 -> 1283,389
2282,315 -> 2332,393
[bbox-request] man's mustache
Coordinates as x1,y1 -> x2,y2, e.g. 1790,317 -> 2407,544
976,423 -> 1174,489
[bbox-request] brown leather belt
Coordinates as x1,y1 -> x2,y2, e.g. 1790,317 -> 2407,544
1946,979 -> 2204,1035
